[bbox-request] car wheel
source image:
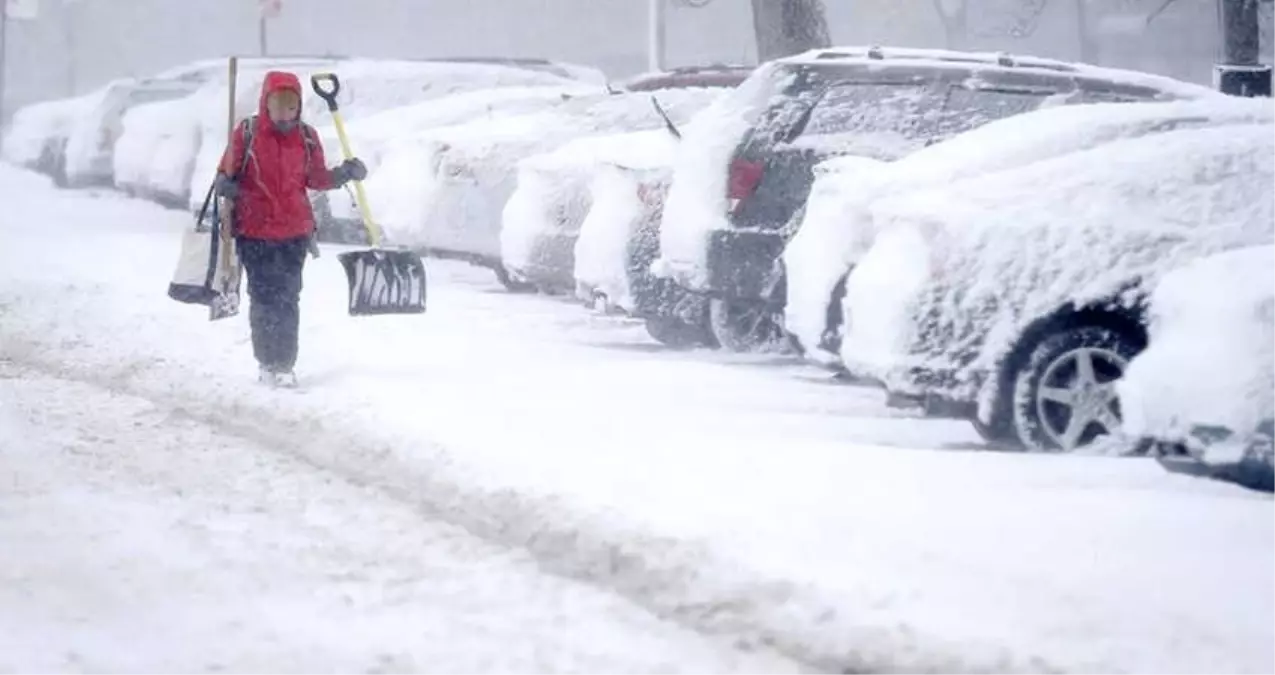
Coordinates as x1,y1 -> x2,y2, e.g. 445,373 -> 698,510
708,298 -> 793,354
1011,324 -> 1142,452
644,315 -> 717,350
492,265 -> 536,293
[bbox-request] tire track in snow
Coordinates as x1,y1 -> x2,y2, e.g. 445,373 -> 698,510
0,360 -> 803,673
1,341 -> 1062,675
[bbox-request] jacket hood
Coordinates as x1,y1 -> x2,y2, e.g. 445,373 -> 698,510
258,70 -> 304,125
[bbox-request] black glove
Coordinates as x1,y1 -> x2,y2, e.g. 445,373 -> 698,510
214,173 -> 239,200
333,157 -> 368,185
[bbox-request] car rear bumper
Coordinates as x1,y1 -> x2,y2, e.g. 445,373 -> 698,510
502,231 -> 578,291
701,228 -> 788,301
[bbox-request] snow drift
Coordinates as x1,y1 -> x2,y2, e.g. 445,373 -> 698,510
1120,245 -> 1275,460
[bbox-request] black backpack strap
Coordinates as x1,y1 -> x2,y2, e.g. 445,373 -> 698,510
236,115 -> 256,179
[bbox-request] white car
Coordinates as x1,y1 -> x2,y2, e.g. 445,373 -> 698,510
317,83 -> 600,243
783,96 -> 1274,369
839,121 -> 1274,453
2,79 -> 136,186
1119,245 -> 1274,478
363,86 -> 722,289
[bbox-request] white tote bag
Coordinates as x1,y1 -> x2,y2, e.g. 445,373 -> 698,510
168,184 -> 242,320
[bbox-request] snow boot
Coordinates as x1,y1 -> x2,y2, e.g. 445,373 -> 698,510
259,366 -> 299,389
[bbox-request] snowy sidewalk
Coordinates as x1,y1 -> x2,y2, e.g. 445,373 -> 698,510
0,165 -> 1271,673
0,363 -> 798,673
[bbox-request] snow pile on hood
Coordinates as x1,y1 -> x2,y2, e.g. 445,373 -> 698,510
1119,245 -> 1275,458
843,122 -> 1275,410
783,97 -> 1275,363
2,84 -> 123,168
652,63 -> 796,286
186,60 -> 592,212
500,128 -> 682,279
367,87 -> 720,258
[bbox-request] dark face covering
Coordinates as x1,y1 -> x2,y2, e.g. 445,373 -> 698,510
272,118 -> 298,133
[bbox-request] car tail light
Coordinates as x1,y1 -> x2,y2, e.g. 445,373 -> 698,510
727,158 -> 764,214
636,181 -> 661,207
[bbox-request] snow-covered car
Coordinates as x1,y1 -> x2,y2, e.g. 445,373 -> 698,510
183,58 -> 593,221
315,84 -> 599,243
1,79 -> 136,186
497,68 -> 750,294
500,129 -> 680,293
362,86 -> 723,289
62,76 -> 208,188
1118,246 -> 1273,484
111,57 -> 347,207
783,96 -> 1273,369
651,46 -> 1220,353
838,122 -> 1274,453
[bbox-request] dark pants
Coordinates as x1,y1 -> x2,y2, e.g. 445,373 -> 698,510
238,236 -> 308,371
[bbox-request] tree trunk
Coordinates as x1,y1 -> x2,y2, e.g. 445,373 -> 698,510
1219,0 -> 1261,65
1075,0 -> 1101,64
931,0 -> 969,50
750,0 -> 832,62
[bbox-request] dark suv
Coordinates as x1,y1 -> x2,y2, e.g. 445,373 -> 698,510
650,46 -> 1214,351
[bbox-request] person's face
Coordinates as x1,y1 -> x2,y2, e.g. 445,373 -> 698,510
266,90 -> 300,123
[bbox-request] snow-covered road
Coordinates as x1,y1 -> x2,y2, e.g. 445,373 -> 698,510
0,363 -> 798,672
0,165 -> 1271,673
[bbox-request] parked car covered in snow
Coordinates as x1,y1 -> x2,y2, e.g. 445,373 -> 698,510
498,68 -> 749,294
316,83 -> 600,243
362,86 -> 722,289
838,122 -> 1274,453
783,96 -> 1270,370
651,46 -> 1219,352
182,58 -> 594,220
1119,245 -> 1273,484
111,56 -> 347,206
1,79 -> 137,186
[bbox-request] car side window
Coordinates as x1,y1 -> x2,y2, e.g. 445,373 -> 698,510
782,82 -> 948,160
931,86 -> 1048,140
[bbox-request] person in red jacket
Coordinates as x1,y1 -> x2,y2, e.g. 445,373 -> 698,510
215,70 -> 367,387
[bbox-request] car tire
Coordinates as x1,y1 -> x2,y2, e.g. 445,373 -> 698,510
1010,324 -> 1143,452
708,298 -> 794,354
644,315 -> 717,350
493,265 -> 536,293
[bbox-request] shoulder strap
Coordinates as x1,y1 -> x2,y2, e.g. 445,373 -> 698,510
236,116 -> 319,177
237,115 -> 256,178
299,122 -> 318,173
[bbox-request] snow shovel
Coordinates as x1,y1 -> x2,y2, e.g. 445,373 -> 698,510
310,73 -> 427,316
210,56 -> 244,321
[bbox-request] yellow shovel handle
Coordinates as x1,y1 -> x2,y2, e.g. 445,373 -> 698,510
312,73 -> 382,248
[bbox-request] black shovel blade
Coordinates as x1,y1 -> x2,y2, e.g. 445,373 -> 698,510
337,248 -> 427,316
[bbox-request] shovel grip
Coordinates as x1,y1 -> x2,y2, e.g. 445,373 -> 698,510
310,73 -> 341,111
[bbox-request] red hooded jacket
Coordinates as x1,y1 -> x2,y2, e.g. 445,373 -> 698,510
219,71 -> 336,241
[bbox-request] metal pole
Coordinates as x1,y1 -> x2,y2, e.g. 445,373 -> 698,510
648,0 -> 666,72
0,4 -> 9,122
259,14 -> 268,56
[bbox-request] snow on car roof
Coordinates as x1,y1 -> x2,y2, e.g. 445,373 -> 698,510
780,45 -> 1222,99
